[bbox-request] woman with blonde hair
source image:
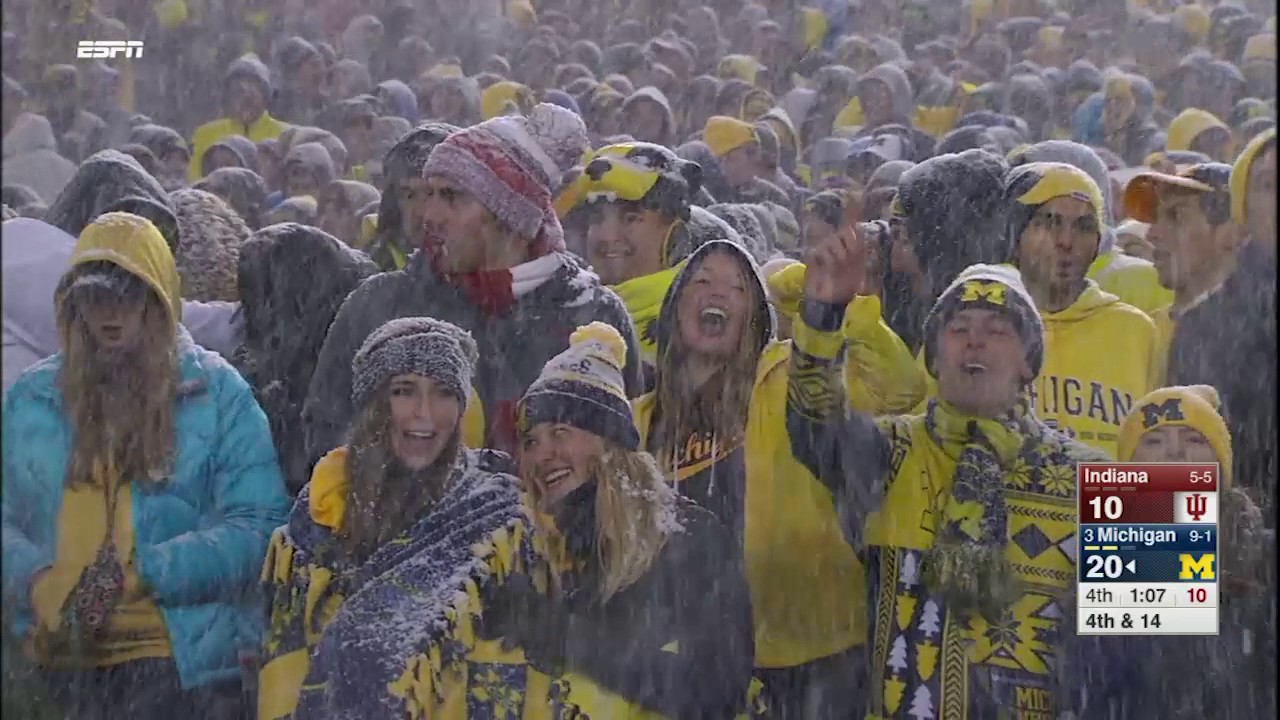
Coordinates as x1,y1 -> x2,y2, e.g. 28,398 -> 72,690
498,321 -> 756,718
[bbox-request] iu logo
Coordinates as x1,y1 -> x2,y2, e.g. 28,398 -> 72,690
1173,491 -> 1219,524
1185,493 -> 1207,522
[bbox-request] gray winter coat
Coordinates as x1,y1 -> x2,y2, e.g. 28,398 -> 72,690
303,251 -> 642,465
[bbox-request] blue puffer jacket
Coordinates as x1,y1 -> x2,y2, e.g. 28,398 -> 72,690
1,331 -> 289,690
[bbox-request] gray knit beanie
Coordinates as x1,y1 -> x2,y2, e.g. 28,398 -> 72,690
351,317 -> 479,412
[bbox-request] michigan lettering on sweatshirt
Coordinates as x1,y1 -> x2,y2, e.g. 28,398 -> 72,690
1031,284 -> 1158,457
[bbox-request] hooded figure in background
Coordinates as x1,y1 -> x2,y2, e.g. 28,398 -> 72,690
169,188 -> 252,303
885,149 -> 1010,352
621,87 -> 678,147
281,142 -> 337,200
272,36 -> 329,127
2,113 -> 77,205
199,135 -> 262,178
1102,73 -> 1166,167
188,54 -> 289,183
375,79 -> 420,124
424,76 -> 482,127
318,180 -> 381,248
708,203 -> 776,263
368,121 -> 458,271
233,223 -> 378,494
44,149 -> 180,253
128,124 -> 192,192
1003,72 -> 1055,142
36,65 -> 107,164
194,167 -> 270,230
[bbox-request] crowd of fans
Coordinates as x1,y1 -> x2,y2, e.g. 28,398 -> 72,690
1,0 -> 1276,718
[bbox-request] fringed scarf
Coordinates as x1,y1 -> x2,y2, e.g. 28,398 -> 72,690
921,398 -> 1036,619
291,454 -> 537,719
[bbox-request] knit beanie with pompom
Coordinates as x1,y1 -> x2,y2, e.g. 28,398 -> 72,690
517,322 -> 639,450
420,103 -> 590,253
350,317 -> 479,413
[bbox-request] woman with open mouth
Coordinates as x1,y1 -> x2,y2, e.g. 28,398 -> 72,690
258,316 -> 538,719
632,238 -> 871,719
501,321 -> 758,718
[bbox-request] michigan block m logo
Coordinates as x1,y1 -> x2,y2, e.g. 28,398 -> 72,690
1178,553 -> 1215,580
77,40 -> 144,59
1141,398 -> 1185,429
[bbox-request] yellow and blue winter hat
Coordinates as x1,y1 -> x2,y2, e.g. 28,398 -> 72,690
579,143 -> 701,219
518,322 -> 638,450
1118,385 -> 1233,487
923,264 -> 1045,380
1003,161 -> 1106,259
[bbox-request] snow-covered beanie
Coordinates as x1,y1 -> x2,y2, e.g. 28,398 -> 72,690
421,103 -> 589,251
350,317 -> 479,413
517,322 -> 639,450
1002,161 -> 1106,264
923,264 -> 1044,381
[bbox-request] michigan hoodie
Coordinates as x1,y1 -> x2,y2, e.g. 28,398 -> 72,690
1030,282 -> 1158,456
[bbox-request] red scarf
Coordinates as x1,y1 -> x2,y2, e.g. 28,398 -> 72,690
423,232 -> 559,317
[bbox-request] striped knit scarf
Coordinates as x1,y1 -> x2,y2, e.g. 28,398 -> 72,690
922,398 -> 1034,619
293,456 -> 536,719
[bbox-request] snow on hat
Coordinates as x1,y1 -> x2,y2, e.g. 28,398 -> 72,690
351,317 -> 479,413
421,103 -> 589,252
924,264 -> 1044,381
1118,385 -> 1233,487
517,322 -> 639,450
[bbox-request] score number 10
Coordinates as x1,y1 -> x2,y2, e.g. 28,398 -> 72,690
1088,495 -> 1123,520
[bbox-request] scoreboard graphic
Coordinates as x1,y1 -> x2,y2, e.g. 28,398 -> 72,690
1076,462 -> 1219,636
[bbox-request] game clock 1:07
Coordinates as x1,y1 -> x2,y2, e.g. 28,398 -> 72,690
1131,587 -> 1166,604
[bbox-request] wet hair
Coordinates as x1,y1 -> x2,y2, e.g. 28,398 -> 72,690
341,387 -> 462,560
520,440 -> 677,602
56,261 -> 178,490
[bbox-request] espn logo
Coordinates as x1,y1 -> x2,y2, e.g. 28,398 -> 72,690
76,40 -> 145,59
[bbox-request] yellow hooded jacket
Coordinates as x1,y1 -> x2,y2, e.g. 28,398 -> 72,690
31,213 -> 182,669
189,113 -> 289,182
634,337 -> 867,669
766,263 -> 927,414
1032,282 -> 1159,456
1086,249 -> 1175,316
